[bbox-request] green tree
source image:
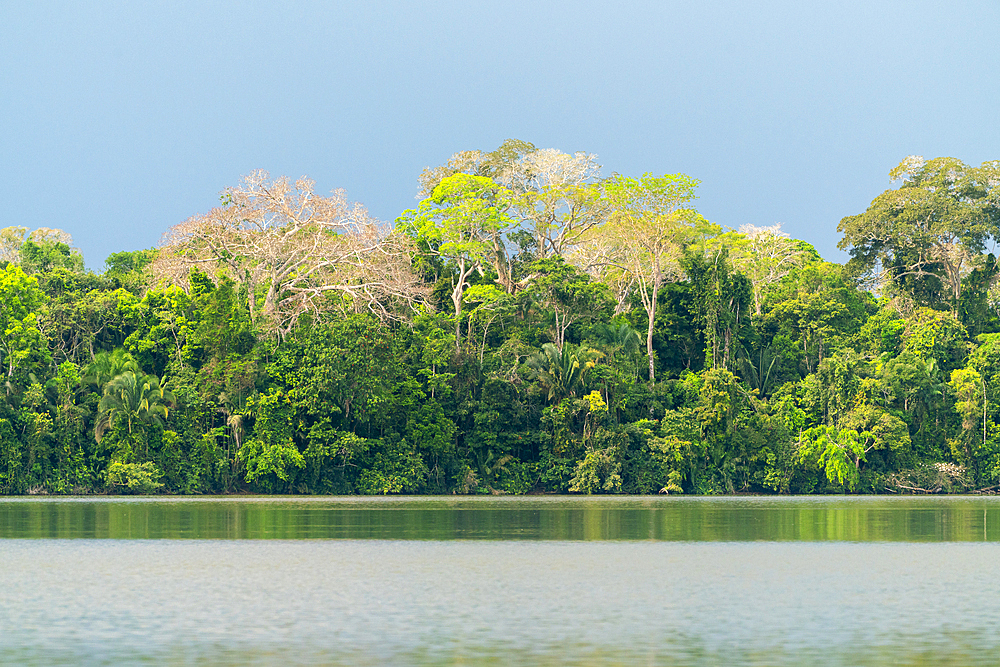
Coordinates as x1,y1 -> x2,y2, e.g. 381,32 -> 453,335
799,407 -> 910,492
526,343 -> 602,404
400,174 -> 515,346
0,264 -> 47,381
239,387 -> 305,489
83,348 -> 141,390
729,224 -> 804,317
582,173 -> 714,381
683,246 -> 752,371
838,156 -> 1000,311
95,371 -> 176,461
520,256 -> 610,351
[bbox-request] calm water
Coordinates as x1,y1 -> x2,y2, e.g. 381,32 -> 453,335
2,496 -> 1000,665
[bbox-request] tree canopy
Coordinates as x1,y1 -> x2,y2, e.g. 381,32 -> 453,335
1,149 -> 999,497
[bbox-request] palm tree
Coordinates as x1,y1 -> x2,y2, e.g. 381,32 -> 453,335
590,322 -> 642,374
737,343 -> 778,398
83,348 -> 141,390
526,342 -> 602,403
95,371 -> 176,461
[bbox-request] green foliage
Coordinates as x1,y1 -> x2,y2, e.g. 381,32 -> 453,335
647,412 -> 703,493
20,238 -> 85,274
682,247 -> 752,372
569,445 -> 623,494
799,407 -> 910,492
526,343 -> 602,403
838,156 -> 1000,310
901,308 -> 969,372
105,461 -> 164,494
2,153 -> 1000,496
0,265 -> 47,381
95,371 -> 176,461
240,388 -> 305,489
105,249 -> 157,276
356,440 -> 427,495
855,305 -> 905,358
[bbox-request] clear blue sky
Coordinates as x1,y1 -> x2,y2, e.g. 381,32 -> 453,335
2,1 -> 998,269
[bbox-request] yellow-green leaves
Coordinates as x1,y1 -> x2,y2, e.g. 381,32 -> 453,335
0,265 -> 46,380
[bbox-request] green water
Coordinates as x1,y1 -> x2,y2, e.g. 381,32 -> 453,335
1,494 -> 999,540
2,496 -> 1000,665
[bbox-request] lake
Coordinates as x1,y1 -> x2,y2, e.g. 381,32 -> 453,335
2,495 -> 999,665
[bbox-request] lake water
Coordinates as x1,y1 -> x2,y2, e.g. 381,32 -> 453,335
2,496 -> 1000,665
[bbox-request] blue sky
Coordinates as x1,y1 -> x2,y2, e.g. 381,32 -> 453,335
2,1 -> 998,269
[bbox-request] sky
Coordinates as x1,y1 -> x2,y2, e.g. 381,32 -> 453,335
2,0 -> 998,270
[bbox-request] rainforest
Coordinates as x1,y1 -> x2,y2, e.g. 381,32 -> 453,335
2,142 -> 999,496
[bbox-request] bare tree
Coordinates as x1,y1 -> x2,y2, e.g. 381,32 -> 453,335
730,224 -> 804,316
509,149 -> 611,259
0,227 -> 28,264
568,234 -> 636,317
153,171 -> 425,334
1,226 -> 79,266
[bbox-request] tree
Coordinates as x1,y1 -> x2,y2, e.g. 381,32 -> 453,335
730,224 -> 803,316
20,229 -> 85,274
0,227 -> 83,273
399,174 -> 515,346
838,156 -> 1000,311
508,149 -> 610,259
419,140 -> 611,265
519,257 -> 609,351
581,173 -> 713,381
764,261 -> 868,374
525,342 -> 602,403
0,265 -> 46,380
683,246 -> 752,372
83,348 -> 141,390
239,387 -> 306,489
570,233 -> 636,316
0,227 -> 27,265
880,353 -> 945,419
95,371 -> 176,461
154,171 -> 424,334
104,248 -> 157,291
799,407 -> 910,491
416,138 -> 538,197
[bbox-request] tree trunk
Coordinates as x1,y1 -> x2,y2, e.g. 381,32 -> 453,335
452,282 -> 463,351
723,327 -> 731,371
647,286 -> 657,383
452,258 -> 467,351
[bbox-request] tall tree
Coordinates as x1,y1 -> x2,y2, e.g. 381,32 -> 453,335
683,247 -> 752,372
838,156 -> 1000,311
399,174 -> 515,347
581,173 -> 714,382
0,265 -> 46,381
730,224 -> 803,317
508,149 -> 610,259
154,171 -> 424,334
416,138 -> 537,197
519,257 -> 609,351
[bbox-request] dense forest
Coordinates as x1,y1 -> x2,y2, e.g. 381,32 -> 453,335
1,142 -> 999,495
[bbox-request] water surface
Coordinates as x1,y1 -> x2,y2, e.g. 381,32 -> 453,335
2,494 -> 1000,541
2,496 -> 999,665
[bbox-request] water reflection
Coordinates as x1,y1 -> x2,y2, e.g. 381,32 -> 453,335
2,495 -> 1000,541
4,498 -> 1000,665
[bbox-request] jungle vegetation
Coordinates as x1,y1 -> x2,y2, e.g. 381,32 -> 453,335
1,144 -> 999,495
